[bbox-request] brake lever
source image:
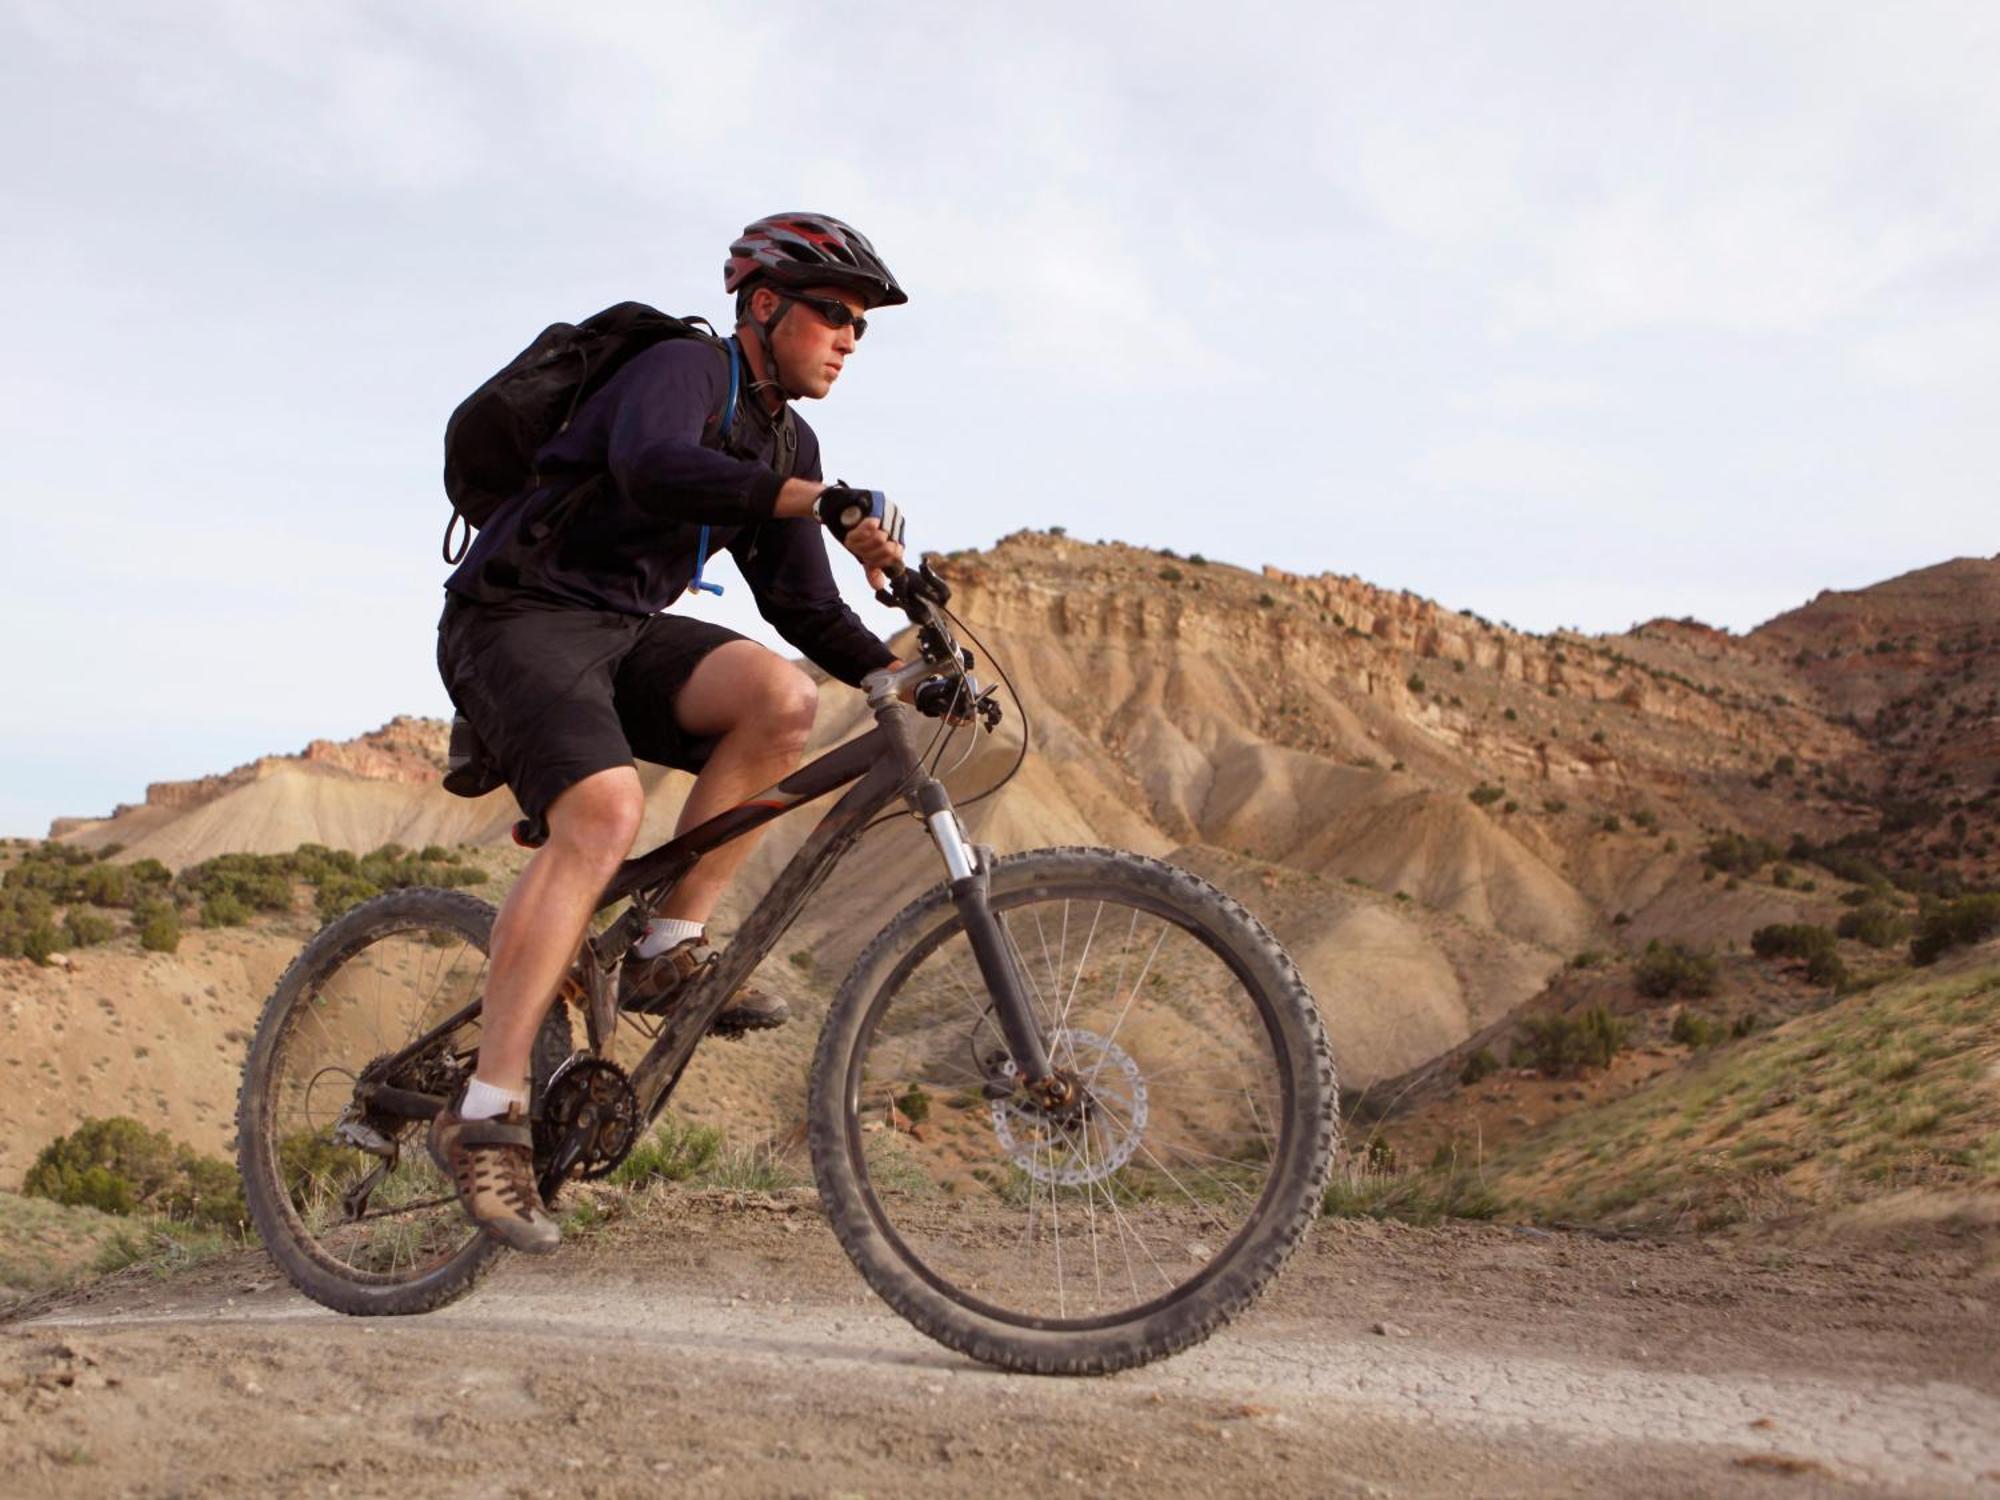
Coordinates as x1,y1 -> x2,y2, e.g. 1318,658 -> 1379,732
875,559 -> 953,609
976,687 -> 1003,732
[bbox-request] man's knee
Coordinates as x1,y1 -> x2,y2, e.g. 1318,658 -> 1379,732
545,768 -> 644,863
722,654 -> 817,749
763,666 -> 818,747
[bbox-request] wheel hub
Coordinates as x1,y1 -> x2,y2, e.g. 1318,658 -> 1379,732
989,1028 -> 1148,1186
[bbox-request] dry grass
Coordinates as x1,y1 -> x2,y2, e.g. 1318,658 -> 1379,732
1351,954 -> 2000,1232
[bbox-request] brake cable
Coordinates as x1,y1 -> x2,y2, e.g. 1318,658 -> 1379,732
936,598 -> 1029,813
857,583 -> 1029,834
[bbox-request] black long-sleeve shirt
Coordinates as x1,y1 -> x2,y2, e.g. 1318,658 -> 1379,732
444,336 -> 895,686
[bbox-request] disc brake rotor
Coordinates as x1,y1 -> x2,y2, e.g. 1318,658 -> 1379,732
989,1027 -> 1148,1186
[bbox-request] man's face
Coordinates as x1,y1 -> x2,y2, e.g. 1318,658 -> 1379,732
763,284 -> 867,400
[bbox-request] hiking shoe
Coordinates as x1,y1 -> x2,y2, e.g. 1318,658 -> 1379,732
427,1102 -> 560,1255
618,938 -> 791,1034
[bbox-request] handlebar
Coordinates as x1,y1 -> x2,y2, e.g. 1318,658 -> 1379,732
874,558 -> 952,621
863,559 -> 1003,731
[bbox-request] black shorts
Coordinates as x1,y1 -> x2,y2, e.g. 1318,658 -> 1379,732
437,595 -> 745,822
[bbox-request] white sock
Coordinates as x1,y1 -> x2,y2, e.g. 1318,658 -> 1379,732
460,1077 -> 528,1121
634,917 -> 705,959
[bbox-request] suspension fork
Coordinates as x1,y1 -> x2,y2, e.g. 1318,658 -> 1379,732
913,777 -> 1053,1084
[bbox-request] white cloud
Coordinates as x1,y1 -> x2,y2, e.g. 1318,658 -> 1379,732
10,0 -> 485,190
3,0 -> 1998,831
1408,434 -> 1641,508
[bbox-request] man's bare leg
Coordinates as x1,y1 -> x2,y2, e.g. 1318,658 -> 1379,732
653,641 -> 819,928
473,766 -> 643,1092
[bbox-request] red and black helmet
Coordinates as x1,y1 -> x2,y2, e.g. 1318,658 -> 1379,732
725,213 -> 908,308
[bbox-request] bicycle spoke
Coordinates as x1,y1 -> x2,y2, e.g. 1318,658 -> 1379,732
845,876 -> 1295,1327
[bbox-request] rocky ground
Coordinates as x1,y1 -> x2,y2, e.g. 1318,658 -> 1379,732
5,1191 -> 1997,1499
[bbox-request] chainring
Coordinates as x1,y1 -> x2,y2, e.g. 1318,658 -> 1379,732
534,1057 -> 642,1183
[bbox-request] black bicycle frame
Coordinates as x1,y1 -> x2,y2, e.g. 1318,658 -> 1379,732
354,666 -> 1052,1139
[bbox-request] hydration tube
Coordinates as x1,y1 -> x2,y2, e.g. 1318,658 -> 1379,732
687,340 -> 745,598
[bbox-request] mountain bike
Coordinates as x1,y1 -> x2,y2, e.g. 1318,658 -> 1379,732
236,563 -> 1338,1374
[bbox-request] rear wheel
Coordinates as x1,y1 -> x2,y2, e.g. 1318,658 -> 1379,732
809,847 -> 1337,1374
236,887 -> 572,1316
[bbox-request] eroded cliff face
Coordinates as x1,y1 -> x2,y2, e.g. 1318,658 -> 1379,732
97,716 -> 452,823
938,534 -> 1874,828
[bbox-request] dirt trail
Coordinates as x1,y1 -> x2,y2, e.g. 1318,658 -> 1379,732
5,1196 -> 1998,1499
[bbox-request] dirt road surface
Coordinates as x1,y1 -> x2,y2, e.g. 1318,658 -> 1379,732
5,1191 -> 1997,1499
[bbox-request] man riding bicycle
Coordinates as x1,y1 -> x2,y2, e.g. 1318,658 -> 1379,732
432,213 -> 908,1252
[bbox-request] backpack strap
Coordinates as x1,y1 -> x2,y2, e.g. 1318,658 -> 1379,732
686,339 -> 742,599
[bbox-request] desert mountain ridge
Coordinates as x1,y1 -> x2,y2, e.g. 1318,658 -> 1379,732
31,536 -> 2000,1107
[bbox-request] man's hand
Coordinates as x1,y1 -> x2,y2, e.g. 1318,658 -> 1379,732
808,483 -> 907,590
843,516 -> 905,590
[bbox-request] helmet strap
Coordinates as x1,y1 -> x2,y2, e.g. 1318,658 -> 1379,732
746,294 -> 800,408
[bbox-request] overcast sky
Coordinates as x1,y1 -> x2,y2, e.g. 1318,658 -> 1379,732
3,1 -> 1995,836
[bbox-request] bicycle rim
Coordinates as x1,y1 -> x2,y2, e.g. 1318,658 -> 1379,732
839,873 -> 1303,1328
250,901 -> 497,1286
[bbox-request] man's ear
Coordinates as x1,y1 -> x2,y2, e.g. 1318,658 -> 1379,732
749,285 -> 783,325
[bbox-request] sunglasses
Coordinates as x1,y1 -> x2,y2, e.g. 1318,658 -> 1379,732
777,290 -> 867,340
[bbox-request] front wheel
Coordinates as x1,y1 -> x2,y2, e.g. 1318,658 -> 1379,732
809,847 -> 1337,1374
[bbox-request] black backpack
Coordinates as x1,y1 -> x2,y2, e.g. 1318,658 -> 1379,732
440,302 -> 719,563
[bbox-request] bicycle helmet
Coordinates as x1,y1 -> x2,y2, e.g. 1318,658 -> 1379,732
725,213 -> 908,308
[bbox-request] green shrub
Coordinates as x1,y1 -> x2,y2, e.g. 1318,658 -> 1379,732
64,910 -> 117,948
1517,1006 -> 1628,1077
24,1117 -> 243,1227
1458,1047 -> 1499,1086
609,1114 -> 723,1187
1836,904 -> 1911,949
1407,674 -> 1428,695
64,1164 -> 140,1216
78,863 -> 133,908
1750,923 -> 1846,986
22,922 -> 66,966
1543,798 -> 1567,814
1804,947 -> 1847,988
1468,783 -> 1505,807
138,910 -> 180,953
201,892 -> 250,928
1159,565 -> 1183,583
1631,809 -> 1658,833
1257,593 -> 1276,608
1600,814 -> 1622,834
1669,1010 -> 1725,1048
1750,923 -> 1837,962
316,873 -> 381,920
895,1084 -> 933,1124
1634,940 -> 1718,1000
1704,831 -> 1781,876
1910,894 -> 2000,966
